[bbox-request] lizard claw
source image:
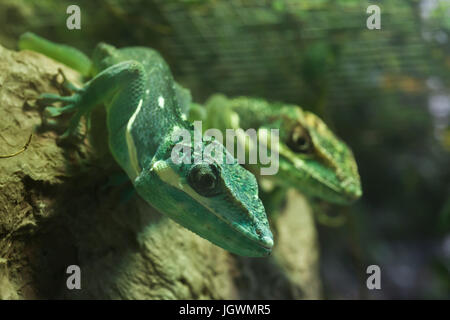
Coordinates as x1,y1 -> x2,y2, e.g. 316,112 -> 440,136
38,82 -> 86,139
39,92 -> 79,105
44,104 -> 76,117
52,68 -> 82,94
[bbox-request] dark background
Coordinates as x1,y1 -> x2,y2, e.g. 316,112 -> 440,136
1,0 -> 448,299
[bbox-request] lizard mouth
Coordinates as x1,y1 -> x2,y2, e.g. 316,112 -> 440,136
256,235 -> 274,251
233,225 -> 274,253
246,235 -> 273,252
342,180 -> 363,202
259,235 -> 274,249
180,188 -> 274,256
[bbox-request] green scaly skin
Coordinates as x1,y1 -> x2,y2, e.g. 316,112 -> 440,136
19,32 -> 273,257
187,94 -> 362,206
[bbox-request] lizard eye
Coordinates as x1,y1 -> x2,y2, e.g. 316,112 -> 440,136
187,164 -> 221,197
287,125 -> 314,154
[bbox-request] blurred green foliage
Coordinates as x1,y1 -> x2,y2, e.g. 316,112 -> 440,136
1,0 -> 448,299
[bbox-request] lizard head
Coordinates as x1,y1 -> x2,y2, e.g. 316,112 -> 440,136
273,106 -> 362,204
134,131 -> 273,257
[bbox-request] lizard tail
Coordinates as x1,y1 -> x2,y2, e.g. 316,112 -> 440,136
19,32 -> 92,77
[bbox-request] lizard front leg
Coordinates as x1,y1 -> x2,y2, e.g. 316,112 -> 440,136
42,60 -> 145,139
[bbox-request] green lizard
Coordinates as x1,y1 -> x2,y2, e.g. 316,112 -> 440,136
187,94 -> 362,207
18,32 -> 273,257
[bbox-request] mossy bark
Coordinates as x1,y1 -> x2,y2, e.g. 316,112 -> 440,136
0,45 -> 321,299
